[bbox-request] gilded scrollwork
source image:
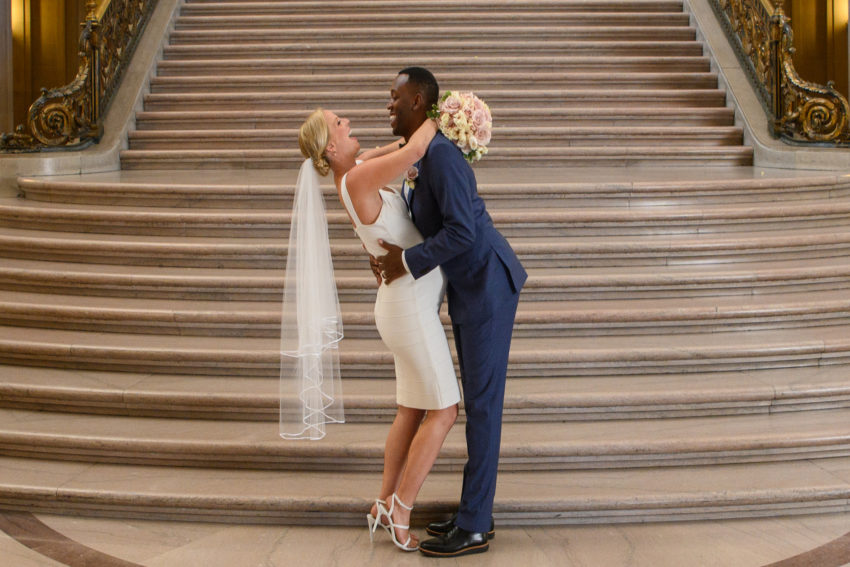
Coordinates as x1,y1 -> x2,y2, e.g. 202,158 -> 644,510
773,16 -> 850,143
710,0 -> 850,145
0,0 -> 156,152
710,0 -> 775,112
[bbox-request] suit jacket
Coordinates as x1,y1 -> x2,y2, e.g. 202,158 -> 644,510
404,132 -> 527,323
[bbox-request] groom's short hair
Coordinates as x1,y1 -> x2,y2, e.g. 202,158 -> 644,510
398,66 -> 439,109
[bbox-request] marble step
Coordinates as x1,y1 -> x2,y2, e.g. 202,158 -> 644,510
3,225 -> 849,268
147,72 -> 719,93
12,196 -> 850,238
140,89 -> 728,112
178,0 -> 685,14
17,169 -> 849,209
4,257 -> 850,301
160,40 -> 705,59
2,455 -> 850,524
154,56 -> 711,76
5,290 -> 850,337
166,25 -> 698,43
1,324 -> 849,376
3,364 -> 848,421
2,407 -> 849,471
134,107 -> 736,130
173,12 -> 692,30
120,146 -> 753,169
126,126 -> 742,152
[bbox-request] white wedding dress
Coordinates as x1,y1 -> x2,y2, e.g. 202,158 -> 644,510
340,175 -> 461,410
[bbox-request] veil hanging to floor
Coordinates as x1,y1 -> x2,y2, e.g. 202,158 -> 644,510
279,159 -> 344,440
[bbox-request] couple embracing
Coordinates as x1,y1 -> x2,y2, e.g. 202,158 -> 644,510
286,67 -> 527,557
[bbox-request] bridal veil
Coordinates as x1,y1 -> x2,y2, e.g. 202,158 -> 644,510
280,159 -> 344,440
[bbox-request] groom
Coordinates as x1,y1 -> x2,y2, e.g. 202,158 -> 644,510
377,67 -> 527,557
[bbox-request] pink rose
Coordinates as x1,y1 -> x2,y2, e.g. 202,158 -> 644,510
441,94 -> 462,115
471,108 -> 489,130
476,124 -> 492,146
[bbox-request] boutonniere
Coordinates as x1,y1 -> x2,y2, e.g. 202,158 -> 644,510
404,166 -> 419,191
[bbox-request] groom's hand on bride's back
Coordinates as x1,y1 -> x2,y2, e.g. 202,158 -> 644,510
377,240 -> 406,285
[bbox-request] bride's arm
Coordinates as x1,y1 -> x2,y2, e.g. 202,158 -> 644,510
357,138 -> 406,162
345,120 -> 437,197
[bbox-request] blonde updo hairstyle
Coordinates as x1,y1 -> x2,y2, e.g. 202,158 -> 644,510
299,108 -> 332,176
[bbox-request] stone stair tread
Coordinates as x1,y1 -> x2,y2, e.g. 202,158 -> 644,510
0,256 -> 282,278
174,13 -> 691,26
148,71 -> 717,85
154,54 -> 709,64
0,226 -> 285,245
119,145 -> 751,156
127,125 -> 738,139
179,0 -> 685,10
161,40 -> 702,54
134,107 -> 733,120
119,152 -> 753,170
176,7 -> 691,15
3,251 -> 850,274
2,364 -> 848,416
0,323 -> 848,357
20,166 -> 844,187
1,455 -> 849,524
4,254 -> 850,285
141,87 -> 725,99
4,222 -> 850,251
167,25 -> 697,41
2,406 -> 849,464
174,13 -> 692,27
18,181 -> 849,208
127,128 -> 743,150
164,36 -> 697,44
524,255 -> 850,279
11,194 -> 850,226
181,1 -> 684,11
16,169 -> 850,209
134,109 -> 736,130
0,290 -> 278,311
6,288 -> 850,323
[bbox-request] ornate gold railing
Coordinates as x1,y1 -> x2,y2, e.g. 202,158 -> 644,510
710,0 -> 850,145
1,0 -> 156,152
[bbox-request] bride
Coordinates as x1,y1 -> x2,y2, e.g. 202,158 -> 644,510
291,108 -> 460,551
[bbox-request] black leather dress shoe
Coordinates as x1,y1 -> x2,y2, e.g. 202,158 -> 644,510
419,526 -> 489,558
425,514 -> 495,539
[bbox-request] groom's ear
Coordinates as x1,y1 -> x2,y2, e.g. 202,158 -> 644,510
411,92 -> 424,111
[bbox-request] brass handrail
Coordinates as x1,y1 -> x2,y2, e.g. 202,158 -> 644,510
710,0 -> 850,145
1,0 -> 157,152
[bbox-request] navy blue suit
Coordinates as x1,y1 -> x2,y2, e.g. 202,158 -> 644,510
404,132 -> 527,533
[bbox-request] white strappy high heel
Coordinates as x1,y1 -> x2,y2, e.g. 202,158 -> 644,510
382,493 -> 418,552
366,498 -> 390,542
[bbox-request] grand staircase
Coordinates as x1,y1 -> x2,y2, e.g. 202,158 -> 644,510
121,0 -> 751,168
2,0 -> 850,526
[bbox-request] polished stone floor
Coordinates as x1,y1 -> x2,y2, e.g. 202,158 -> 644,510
1,512 -> 849,566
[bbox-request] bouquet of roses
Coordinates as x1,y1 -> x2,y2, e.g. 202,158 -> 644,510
427,91 -> 492,163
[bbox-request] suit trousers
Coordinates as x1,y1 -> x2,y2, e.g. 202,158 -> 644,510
452,285 -> 520,534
